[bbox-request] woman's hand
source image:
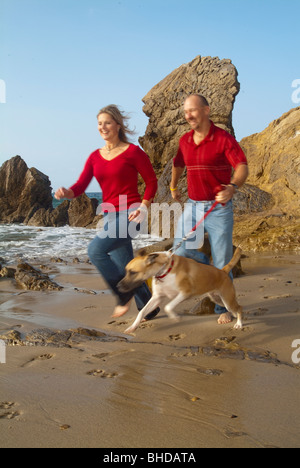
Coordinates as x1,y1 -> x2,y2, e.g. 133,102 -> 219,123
128,204 -> 148,223
54,187 -> 74,200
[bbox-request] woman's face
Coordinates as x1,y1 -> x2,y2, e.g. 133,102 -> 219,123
98,113 -> 120,142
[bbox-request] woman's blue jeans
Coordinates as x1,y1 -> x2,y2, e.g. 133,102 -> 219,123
173,200 -> 234,315
88,210 -> 152,309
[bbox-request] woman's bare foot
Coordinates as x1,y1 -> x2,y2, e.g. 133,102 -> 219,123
112,300 -> 133,318
217,312 -> 233,325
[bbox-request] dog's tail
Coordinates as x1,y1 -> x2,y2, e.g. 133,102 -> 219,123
222,247 -> 242,275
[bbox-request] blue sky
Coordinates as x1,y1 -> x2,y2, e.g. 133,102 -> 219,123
0,0 -> 299,192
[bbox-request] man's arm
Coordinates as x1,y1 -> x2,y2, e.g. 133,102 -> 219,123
215,164 -> 249,204
170,165 -> 185,201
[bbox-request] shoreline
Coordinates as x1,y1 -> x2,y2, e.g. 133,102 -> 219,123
0,252 -> 300,448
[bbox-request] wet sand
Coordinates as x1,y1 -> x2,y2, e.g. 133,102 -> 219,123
0,253 -> 300,448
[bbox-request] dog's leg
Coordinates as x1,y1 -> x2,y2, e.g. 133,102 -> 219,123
125,295 -> 163,334
164,291 -> 187,321
217,283 -> 243,329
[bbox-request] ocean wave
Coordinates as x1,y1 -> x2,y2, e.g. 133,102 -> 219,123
0,224 -> 163,265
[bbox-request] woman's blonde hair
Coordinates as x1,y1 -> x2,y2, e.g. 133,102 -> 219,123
97,105 -> 135,144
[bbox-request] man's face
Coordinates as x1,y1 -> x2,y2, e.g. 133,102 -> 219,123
184,96 -> 210,131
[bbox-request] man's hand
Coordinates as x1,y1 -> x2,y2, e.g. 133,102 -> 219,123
215,185 -> 235,204
171,189 -> 182,202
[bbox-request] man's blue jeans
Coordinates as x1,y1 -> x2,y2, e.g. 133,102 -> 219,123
173,200 -> 234,315
88,210 -> 152,309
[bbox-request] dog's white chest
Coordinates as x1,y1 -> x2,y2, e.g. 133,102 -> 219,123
153,273 -> 179,298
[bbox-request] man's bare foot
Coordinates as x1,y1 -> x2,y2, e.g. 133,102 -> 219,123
217,312 -> 233,325
112,300 -> 132,318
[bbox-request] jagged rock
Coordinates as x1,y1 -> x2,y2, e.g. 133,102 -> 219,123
68,194 -> 98,227
0,330 -> 23,346
26,200 -> 70,227
14,263 -> 63,291
0,267 -> 16,278
234,107 -> 300,251
0,156 -> 98,227
240,107 -> 300,213
0,156 -> 53,223
232,184 -> 274,214
139,55 -> 240,175
0,327 -> 128,348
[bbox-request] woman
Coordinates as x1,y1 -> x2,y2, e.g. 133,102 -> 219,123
55,105 -> 158,319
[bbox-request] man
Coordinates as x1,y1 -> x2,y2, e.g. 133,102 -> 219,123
171,94 -> 248,325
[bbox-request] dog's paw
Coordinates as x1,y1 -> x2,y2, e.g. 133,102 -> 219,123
172,314 -> 180,322
125,325 -> 136,335
233,321 -> 243,330
165,308 -> 179,321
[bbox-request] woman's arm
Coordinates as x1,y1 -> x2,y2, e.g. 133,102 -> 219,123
128,147 -> 158,222
55,154 -> 95,200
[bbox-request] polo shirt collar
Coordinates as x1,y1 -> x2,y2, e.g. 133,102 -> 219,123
188,121 -> 216,145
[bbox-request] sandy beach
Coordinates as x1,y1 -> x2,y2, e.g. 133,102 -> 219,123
0,252 -> 300,448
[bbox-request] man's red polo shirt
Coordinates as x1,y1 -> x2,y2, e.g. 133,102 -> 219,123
173,122 -> 248,201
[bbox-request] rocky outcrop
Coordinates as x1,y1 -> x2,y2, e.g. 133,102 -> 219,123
234,107 -> 300,251
0,327 -> 128,348
139,55 -> 240,175
12,263 -> 63,291
26,195 -> 98,228
0,156 -> 99,227
68,195 -> 99,228
0,156 -> 53,223
240,107 -> 300,213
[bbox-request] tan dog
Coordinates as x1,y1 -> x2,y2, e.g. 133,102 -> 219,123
118,248 -> 243,334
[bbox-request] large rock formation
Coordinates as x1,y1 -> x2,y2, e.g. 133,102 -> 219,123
140,55 -> 278,243
0,156 -> 53,223
139,55 -> 240,175
234,107 -> 300,251
0,156 -> 99,227
240,107 -> 300,213
139,56 -> 299,251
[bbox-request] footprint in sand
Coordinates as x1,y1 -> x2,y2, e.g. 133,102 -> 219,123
168,333 -> 186,341
108,320 -> 130,327
92,353 -> 110,360
253,307 -> 269,316
87,369 -> 118,378
0,402 -> 20,420
21,354 -> 54,368
140,322 -> 155,329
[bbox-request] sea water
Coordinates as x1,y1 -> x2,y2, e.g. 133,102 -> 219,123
0,193 -> 163,265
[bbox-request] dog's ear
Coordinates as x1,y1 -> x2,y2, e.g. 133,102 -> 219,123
136,248 -> 147,258
146,253 -> 159,266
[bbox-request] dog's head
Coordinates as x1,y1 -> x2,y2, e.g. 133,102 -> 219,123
118,250 -> 171,293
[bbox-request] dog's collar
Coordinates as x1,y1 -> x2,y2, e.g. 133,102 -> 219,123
155,259 -> 175,281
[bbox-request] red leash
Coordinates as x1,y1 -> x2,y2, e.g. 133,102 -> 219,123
190,200 -> 219,233
169,185 -> 225,255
